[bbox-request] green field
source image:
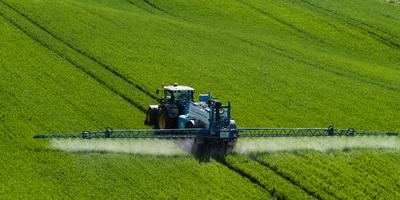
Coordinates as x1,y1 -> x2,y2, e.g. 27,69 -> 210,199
1,0 -> 399,199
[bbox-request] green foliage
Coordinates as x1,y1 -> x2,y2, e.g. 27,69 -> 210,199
256,150 -> 400,199
1,148 -> 268,199
2,0 -> 399,130
1,0 -> 400,199
226,154 -> 314,199
0,13 -> 266,199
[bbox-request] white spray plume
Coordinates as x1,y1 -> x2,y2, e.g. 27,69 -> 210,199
234,136 -> 400,154
50,139 -> 194,156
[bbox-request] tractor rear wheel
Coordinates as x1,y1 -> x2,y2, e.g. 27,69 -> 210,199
229,121 -> 237,129
158,108 -> 178,129
144,106 -> 158,126
158,110 -> 166,129
185,122 -> 194,128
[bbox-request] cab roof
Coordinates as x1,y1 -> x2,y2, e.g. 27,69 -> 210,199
163,85 -> 194,92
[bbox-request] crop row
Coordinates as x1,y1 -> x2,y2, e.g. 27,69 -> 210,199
225,154 -> 314,199
0,13 -> 268,199
0,0 -> 157,113
3,0 -> 400,131
1,147 -> 270,199
1,0 -> 400,199
256,150 -> 400,199
0,14 -> 146,142
225,149 -> 400,199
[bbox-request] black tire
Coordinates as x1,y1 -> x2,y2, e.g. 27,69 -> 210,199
144,107 -> 158,126
185,121 -> 195,128
185,120 -> 205,129
158,107 -> 178,129
229,121 -> 237,129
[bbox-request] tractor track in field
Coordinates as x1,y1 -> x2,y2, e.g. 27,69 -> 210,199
121,0 -> 397,92
126,0 -> 185,21
0,1 -> 155,113
0,0 -> 158,103
123,0 -> 400,92
297,0 -> 400,51
65,1 -> 118,26
216,159 -> 276,198
249,156 -> 324,200
231,34 -> 400,92
0,10 -> 147,113
142,0 -> 165,13
238,0 -> 400,70
236,0 -> 326,44
126,0 -> 158,15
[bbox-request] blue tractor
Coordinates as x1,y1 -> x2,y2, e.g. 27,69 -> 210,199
144,83 -> 238,146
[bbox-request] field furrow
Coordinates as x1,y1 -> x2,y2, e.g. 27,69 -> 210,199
0,0 -> 157,111
226,154 -> 317,200
256,150 -> 400,199
0,11 -> 269,199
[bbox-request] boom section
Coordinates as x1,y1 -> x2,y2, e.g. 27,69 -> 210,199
237,127 -> 399,137
33,128 -> 208,139
33,127 -> 399,140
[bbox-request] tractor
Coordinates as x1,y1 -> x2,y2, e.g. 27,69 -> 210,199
144,83 -> 238,154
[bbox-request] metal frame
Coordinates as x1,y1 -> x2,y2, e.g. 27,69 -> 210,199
33,128 -> 208,139
33,127 -> 399,139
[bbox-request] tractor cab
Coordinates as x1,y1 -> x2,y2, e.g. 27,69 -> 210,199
144,84 -> 195,129
158,83 -> 195,105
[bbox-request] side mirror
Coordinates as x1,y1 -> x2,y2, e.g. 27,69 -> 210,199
156,89 -> 160,94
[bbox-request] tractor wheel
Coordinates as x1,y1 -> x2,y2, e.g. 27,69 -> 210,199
185,121 -> 195,128
144,106 -> 158,126
158,108 -> 178,129
229,120 -> 237,129
185,120 -> 204,129
158,110 -> 166,129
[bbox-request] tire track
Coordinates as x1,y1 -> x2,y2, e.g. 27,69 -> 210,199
123,0 -> 399,92
123,0 -> 394,92
142,0 -> 165,13
231,34 -> 400,92
298,0 -> 400,40
65,1 -> 117,25
126,0 -> 185,21
1,0 -> 158,102
236,0 -> 326,44
216,159 -> 276,198
297,0 -> 400,50
0,2 -> 148,112
126,0 -> 157,14
249,156 -> 325,200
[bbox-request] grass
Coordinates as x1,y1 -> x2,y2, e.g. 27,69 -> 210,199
2,0 -> 399,130
256,149 -> 400,199
0,0 -> 399,198
0,12 -> 267,199
225,154 -> 314,199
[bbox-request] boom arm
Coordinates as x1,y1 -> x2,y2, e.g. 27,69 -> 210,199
33,127 -> 399,139
33,128 -> 207,139
237,127 -> 399,137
